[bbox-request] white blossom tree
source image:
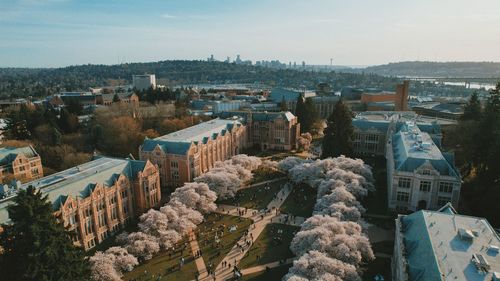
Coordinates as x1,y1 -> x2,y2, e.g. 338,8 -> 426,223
105,246 -> 139,272
195,169 -> 241,199
297,133 -> 313,152
229,154 -> 262,170
283,251 -> 361,281
89,251 -> 121,281
124,232 -> 160,261
169,182 -> 217,214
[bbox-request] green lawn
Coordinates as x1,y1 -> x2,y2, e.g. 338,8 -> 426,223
195,213 -> 253,270
124,239 -> 198,281
218,179 -> 287,210
239,223 -> 299,269
242,264 -> 292,281
250,167 -> 286,185
280,184 -> 317,218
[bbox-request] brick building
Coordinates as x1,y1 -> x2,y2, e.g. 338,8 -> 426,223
0,156 -> 161,250
0,146 -> 43,183
218,111 -> 300,151
139,118 -> 247,188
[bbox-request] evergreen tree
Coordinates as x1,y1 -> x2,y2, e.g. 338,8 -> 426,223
302,97 -> 318,132
321,99 -> 354,158
112,93 -> 121,103
0,186 -> 90,281
280,96 -> 288,111
51,127 -> 62,145
461,92 -> 482,121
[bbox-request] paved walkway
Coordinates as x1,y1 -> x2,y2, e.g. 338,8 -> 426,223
188,230 -> 208,279
239,258 -> 295,276
198,181 -> 302,281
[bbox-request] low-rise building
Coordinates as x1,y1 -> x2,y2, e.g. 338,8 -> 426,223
0,146 -> 43,183
139,118 -> 247,188
0,156 -> 160,250
217,111 -> 300,151
133,74 -> 156,91
393,203 -> 500,281
352,112 -> 442,156
386,121 -> 461,212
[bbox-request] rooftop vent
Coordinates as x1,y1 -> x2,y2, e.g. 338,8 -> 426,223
458,228 -> 475,241
489,245 -> 499,254
471,253 -> 491,273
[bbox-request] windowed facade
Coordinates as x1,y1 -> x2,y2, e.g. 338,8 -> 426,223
419,181 -> 431,192
398,178 -> 412,189
439,182 -> 454,193
397,192 -> 410,202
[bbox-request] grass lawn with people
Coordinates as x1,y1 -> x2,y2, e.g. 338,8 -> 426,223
195,213 -> 253,270
239,223 -> 299,269
280,184 -> 317,218
218,179 -> 287,210
123,240 -> 197,281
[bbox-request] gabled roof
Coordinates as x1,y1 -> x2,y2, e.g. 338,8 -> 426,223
0,146 -> 38,166
0,156 -> 150,224
391,122 -> 459,177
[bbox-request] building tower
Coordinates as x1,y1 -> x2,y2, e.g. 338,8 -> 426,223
395,80 -> 409,111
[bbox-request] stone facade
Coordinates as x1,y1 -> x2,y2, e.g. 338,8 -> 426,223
0,146 -> 43,183
0,157 -> 161,251
140,119 -> 247,188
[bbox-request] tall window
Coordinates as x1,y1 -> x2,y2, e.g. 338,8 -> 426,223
170,161 -> 179,169
398,178 -> 412,189
172,170 -> 180,180
396,191 -> 410,202
419,181 -> 431,192
439,182 -> 454,193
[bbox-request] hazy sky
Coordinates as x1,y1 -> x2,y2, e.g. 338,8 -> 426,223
1,0 -> 500,67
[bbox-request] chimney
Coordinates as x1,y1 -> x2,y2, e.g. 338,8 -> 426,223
395,80 -> 409,111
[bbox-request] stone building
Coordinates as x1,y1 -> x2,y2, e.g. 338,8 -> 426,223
0,156 -> 161,250
139,118 -> 247,188
0,146 -> 43,183
386,121 -> 461,212
393,204 -> 500,281
218,111 -> 300,151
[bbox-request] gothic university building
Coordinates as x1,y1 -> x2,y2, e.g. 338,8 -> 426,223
139,111 -> 300,188
0,156 -> 160,250
0,146 -> 43,183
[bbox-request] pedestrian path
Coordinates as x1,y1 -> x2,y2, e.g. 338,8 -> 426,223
188,230 -> 208,279
239,258 -> 296,276
199,181 -> 298,281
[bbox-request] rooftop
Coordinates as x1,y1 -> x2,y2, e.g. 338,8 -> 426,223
400,205 -> 500,281
392,122 -> 458,177
0,156 -> 147,224
155,118 -> 241,143
0,146 -> 38,166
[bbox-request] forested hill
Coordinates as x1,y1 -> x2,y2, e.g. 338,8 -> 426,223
0,60 -> 400,98
360,61 -> 500,78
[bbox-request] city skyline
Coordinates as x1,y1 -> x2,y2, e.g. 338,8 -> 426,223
1,0 -> 500,67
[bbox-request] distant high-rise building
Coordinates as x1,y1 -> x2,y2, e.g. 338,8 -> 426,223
302,61 -> 306,68
132,74 -> 156,91
208,54 -> 215,62
235,54 -> 242,64
225,56 -> 231,63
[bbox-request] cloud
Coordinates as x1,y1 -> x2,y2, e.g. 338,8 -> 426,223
161,13 -> 177,19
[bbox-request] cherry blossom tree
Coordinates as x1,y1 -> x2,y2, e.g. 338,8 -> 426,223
229,154 -> 262,170
277,156 -> 310,172
89,252 -> 121,281
297,133 -> 313,152
169,182 -> 217,214
124,232 -> 160,261
290,216 -> 373,266
105,247 -> 138,272
195,169 -> 241,199
283,251 -> 361,281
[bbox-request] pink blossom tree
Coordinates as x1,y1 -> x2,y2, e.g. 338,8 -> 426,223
124,232 -> 160,261
195,169 -> 241,199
